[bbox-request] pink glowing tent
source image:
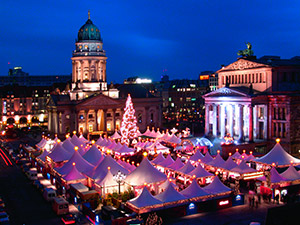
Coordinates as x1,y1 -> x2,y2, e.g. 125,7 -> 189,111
232,151 -> 242,159
155,183 -> 186,203
117,159 -> 136,172
141,128 -> 155,138
95,136 -> 104,145
157,154 -> 175,167
110,131 -> 122,139
125,157 -> 167,186
63,164 -> 86,181
280,165 -> 300,181
114,144 -> 135,155
47,142 -> 72,162
177,161 -> 195,174
79,134 -> 89,143
151,152 -> 165,164
127,187 -> 163,208
221,156 -> 238,171
201,152 -> 214,164
187,164 -> 214,178
167,157 -> 184,170
180,179 -> 210,199
203,176 -> 231,195
70,134 -> 85,149
146,141 -> 170,154
258,167 -> 288,184
158,179 -> 176,191
230,160 -> 256,174
189,149 -> 204,162
55,150 -> 94,175
206,154 -> 225,167
82,145 -> 104,166
106,141 -> 117,150
87,155 -> 129,180
253,142 -> 300,167
164,134 -> 181,145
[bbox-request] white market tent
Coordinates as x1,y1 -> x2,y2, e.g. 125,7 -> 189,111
87,155 -> 129,180
117,160 -> 136,172
230,160 -> 257,175
189,150 -> 204,162
114,144 -> 135,155
82,145 -> 104,166
221,156 -> 238,171
232,151 -> 242,159
125,157 -> 167,187
167,157 -> 184,171
259,167 -> 288,184
177,161 -> 195,175
79,134 -> 89,143
206,154 -> 225,168
157,155 -> 175,168
201,152 -> 214,164
253,142 -> 300,167
158,179 -> 176,191
180,179 -> 210,199
202,176 -> 232,195
110,131 -> 122,139
47,142 -> 72,163
55,150 -> 94,175
155,183 -> 186,204
280,165 -> 300,181
151,152 -> 165,165
146,141 -> 170,154
94,169 -> 120,195
187,165 -> 214,178
36,138 -> 47,149
127,187 -> 163,209
164,134 -> 181,145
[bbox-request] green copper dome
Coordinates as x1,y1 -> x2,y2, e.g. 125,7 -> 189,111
77,16 -> 102,41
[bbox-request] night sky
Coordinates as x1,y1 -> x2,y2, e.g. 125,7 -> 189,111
1,1 -> 300,83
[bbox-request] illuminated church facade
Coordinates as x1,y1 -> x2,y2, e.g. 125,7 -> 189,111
203,55 -> 300,154
47,13 -> 162,136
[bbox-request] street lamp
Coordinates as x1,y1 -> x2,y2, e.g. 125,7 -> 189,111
113,170 -> 126,194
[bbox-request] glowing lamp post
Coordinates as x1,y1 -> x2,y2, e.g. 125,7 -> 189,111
113,170 -> 126,194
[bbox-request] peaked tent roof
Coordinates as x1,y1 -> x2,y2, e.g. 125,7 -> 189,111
151,152 -> 165,164
206,154 -> 225,167
280,165 -> 300,181
146,141 -> 169,152
158,179 -> 176,190
117,160 -> 136,172
62,138 -> 76,155
128,187 -> 163,208
55,150 -> 95,175
48,142 -> 72,162
125,157 -> 167,186
114,144 -> 135,155
188,165 -> 214,178
155,183 -> 186,203
201,152 -> 214,164
37,149 -> 50,162
180,179 -> 210,199
82,145 -> 104,166
259,167 -> 288,184
70,134 -> 85,149
79,134 -> 89,143
110,131 -> 122,139
157,154 -> 175,167
63,164 -> 86,181
96,169 -> 118,187
177,161 -> 195,174
95,136 -> 104,145
230,160 -> 256,174
232,151 -> 242,159
203,176 -> 231,194
221,156 -> 238,171
88,155 -> 129,180
189,150 -> 204,162
253,143 -> 300,167
167,157 -> 184,170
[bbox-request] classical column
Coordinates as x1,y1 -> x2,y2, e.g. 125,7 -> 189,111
103,109 -> 107,132
85,110 -> 88,134
72,61 -> 76,83
103,60 -> 106,82
112,109 -> 116,131
212,104 -> 217,136
88,60 -> 91,81
253,105 -> 258,139
95,109 -> 98,131
228,104 -> 234,137
238,104 -> 244,142
264,105 -> 268,139
248,104 -> 253,142
48,110 -> 52,132
220,104 -> 225,137
96,60 -> 99,81
80,61 -> 83,82
205,104 -> 210,135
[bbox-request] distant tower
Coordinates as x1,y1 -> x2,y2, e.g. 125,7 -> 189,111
70,11 -> 107,100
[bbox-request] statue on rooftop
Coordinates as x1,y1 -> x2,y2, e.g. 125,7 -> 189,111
237,42 -> 254,57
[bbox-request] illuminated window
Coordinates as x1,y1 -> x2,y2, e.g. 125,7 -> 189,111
89,124 -> 93,132
107,123 -> 111,131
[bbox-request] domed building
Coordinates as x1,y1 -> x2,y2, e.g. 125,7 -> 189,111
48,12 -> 162,137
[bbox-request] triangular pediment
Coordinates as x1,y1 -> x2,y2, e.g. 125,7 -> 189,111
218,58 -> 269,72
203,87 -> 250,98
78,94 -> 121,107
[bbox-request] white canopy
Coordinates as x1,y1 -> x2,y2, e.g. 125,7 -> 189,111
146,141 -> 170,154
128,187 -> 162,208
201,152 -> 214,164
151,152 -> 165,165
167,157 -> 184,170
157,154 -> 174,167
95,169 -> 118,187
155,183 -> 186,203
125,157 -> 167,186
55,150 -> 94,175
187,165 -> 214,178
82,145 -> 104,166
114,144 -> 135,155
141,128 -> 155,138
253,142 -> 300,167
177,161 -> 195,174
230,160 -> 256,175
280,165 -> 300,181
164,134 -> 181,145
36,138 -> 47,149
110,131 -> 122,139
48,142 -> 72,162
180,179 -> 209,199
87,155 -> 129,180
203,176 -> 231,194
158,179 -> 176,191
37,150 -> 50,162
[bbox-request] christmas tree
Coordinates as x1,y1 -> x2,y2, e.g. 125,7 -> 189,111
120,94 -> 138,145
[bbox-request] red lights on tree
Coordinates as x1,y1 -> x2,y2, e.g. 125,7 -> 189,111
120,94 -> 138,145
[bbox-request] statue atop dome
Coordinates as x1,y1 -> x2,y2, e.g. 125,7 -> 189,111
237,42 -> 254,57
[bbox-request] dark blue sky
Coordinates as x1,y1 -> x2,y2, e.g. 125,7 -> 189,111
1,1 -> 300,83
